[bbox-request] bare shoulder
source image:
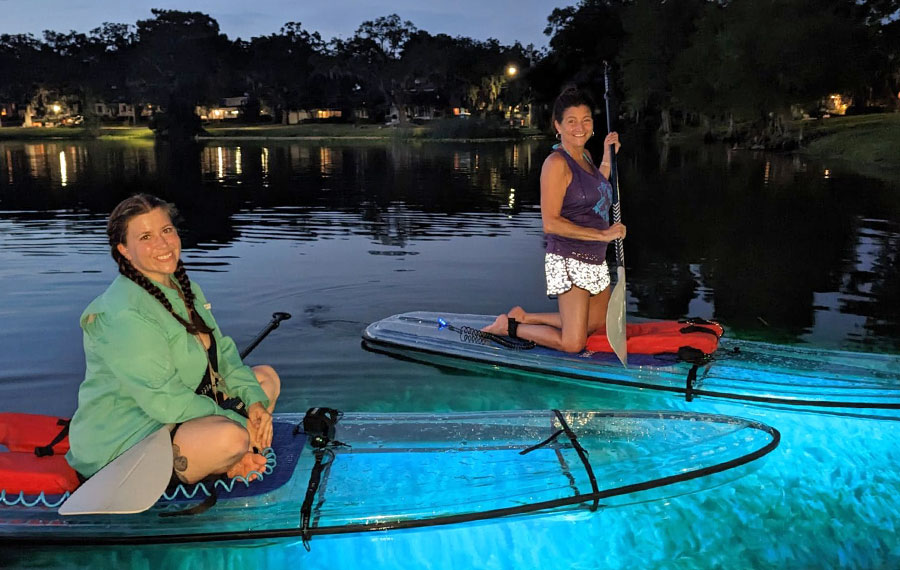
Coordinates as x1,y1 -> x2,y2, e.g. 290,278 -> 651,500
542,151 -> 569,174
541,152 -> 571,196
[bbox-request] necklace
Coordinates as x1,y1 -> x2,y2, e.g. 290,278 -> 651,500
557,143 -> 596,174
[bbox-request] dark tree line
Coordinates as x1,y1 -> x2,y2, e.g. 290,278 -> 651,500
537,0 -> 898,141
0,2 -> 898,141
613,0 -> 899,140
0,10 -> 537,138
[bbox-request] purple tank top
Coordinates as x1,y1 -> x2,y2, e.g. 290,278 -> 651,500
544,147 -> 613,263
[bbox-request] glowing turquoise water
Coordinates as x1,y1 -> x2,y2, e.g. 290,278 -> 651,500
1,140 -> 899,568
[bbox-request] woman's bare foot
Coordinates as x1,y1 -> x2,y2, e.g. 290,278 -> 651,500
481,313 -> 509,335
226,451 -> 267,481
507,306 -> 527,322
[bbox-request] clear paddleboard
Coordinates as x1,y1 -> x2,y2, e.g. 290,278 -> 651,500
363,312 -> 900,415
0,409 -> 778,545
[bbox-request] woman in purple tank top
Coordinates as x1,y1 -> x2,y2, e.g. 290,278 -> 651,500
483,87 -> 626,352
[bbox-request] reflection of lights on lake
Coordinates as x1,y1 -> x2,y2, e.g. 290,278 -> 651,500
320,147 -> 333,175
261,147 -> 269,176
508,187 -> 516,209
763,161 -> 771,185
216,147 -> 224,181
59,151 -> 67,187
235,147 -> 242,176
452,151 -> 473,171
824,169 -> 831,179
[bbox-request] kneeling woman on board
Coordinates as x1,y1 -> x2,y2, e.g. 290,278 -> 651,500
66,194 -> 280,485
483,86 -> 626,353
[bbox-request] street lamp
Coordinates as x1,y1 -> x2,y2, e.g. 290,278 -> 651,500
506,65 -> 518,77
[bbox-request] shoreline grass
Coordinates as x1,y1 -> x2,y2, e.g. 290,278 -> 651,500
656,112 -> 900,184
794,113 -> 900,183
0,121 -> 542,143
0,126 -> 154,140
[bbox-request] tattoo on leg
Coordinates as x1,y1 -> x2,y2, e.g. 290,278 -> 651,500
173,443 -> 188,473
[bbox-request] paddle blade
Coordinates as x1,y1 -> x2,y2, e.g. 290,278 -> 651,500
59,426 -> 173,516
606,265 -> 628,367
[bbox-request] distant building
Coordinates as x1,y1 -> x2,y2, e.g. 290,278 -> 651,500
93,102 -> 138,121
198,96 -> 273,121
198,96 -> 247,121
283,108 -> 343,124
823,94 -> 851,116
0,103 -> 22,126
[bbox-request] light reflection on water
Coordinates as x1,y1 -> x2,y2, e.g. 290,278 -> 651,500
0,139 -> 899,568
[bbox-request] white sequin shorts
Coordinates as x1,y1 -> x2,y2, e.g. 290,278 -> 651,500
545,253 -> 611,297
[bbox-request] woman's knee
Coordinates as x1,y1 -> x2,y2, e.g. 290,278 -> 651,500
221,421 -> 251,455
253,364 -> 281,400
173,418 -> 250,482
192,420 -> 248,464
559,337 -> 587,354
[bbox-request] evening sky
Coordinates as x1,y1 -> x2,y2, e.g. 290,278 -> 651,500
1,0 -> 572,49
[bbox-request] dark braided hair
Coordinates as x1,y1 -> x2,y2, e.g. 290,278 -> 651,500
108,194 -> 213,335
552,85 -> 594,125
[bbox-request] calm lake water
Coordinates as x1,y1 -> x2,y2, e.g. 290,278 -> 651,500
1,137 -> 899,568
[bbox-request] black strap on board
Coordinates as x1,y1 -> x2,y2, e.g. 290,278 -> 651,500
298,407 -> 347,550
437,318 -> 536,350
519,429 -> 565,455
685,364 -> 700,402
34,418 -> 70,457
300,448 -> 333,550
552,410 -> 600,511
679,325 -> 722,339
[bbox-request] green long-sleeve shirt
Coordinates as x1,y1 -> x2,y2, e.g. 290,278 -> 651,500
66,275 -> 269,478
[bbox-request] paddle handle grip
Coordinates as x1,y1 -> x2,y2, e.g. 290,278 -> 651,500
240,312 -> 292,359
610,190 -> 624,266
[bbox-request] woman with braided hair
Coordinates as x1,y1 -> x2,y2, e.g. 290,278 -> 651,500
66,194 -> 280,484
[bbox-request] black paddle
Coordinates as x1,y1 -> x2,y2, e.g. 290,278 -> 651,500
240,312 -> 292,359
603,62 -> 628,367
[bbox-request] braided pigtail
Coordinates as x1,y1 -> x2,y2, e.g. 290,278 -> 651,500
174,260 -> 214,335
114,250 -> 199,332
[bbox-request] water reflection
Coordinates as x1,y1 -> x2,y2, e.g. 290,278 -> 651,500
0,138 -> 898,350
1,138 -> 899,570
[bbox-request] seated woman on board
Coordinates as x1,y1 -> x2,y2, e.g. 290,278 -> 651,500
66,194 -> 280,484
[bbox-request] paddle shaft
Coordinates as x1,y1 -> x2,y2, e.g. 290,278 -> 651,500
240,312 -> 292,359
604,63 -> 624,267
603,61 -> 628,367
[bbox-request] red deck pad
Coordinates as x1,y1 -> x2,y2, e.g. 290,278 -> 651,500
0,413 -> 70,454
0,413 -> 78,495
0,453 -> 79,495
586,321 -> 722,355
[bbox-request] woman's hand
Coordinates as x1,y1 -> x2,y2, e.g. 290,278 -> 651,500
603,222 -> 626,241
603,132 -> 621,155
247,402 -> 273,450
